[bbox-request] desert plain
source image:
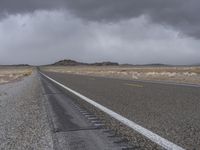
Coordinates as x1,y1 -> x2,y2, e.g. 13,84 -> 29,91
42,66 -> 200,85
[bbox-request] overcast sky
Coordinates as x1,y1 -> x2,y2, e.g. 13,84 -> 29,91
0,0 -> 200,65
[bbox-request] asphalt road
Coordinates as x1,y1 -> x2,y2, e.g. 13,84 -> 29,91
42,71 -> 200,149
40,74 -> 134,150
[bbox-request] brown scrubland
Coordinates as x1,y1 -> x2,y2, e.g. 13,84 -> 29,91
42,66 -> 200,85
0,67 -> 32,84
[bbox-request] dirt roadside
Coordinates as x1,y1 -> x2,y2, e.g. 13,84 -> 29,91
0,71 -> 53,149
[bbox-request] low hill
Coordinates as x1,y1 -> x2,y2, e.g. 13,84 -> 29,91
52,59 -> 119,66
91,62 -> 119,66
53,59 -> 85,66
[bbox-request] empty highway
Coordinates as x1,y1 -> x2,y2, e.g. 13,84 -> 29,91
41,71 -> 200,149
40,75 -> 132,150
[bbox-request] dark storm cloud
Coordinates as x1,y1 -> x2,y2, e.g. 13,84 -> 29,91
1,11 -> 200,65
63,0 -> 200,38
0,0 -> 55,14
0,0 -> 200,38
0,1 -> 200,65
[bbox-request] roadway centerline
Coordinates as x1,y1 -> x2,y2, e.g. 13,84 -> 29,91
40,71 -> 184,150
124,83 -> 144,88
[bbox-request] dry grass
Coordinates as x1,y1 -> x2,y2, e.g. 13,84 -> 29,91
42,66 -> 200,85
0,67 -> 32,84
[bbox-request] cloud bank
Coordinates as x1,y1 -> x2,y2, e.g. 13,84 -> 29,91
1,0 -> 200,38
0,1 -> 200,65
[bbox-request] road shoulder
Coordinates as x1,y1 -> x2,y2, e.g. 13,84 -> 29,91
0,72 -> 53,149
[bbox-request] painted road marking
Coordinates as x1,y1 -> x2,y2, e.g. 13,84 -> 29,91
94,123 -> 105,126
40,72 -> 185,150
85,114 -> 96,117
91,120 -> 101,123
90,78 -> 96,80
125,83 -> 143,88
88,117 -> 98,120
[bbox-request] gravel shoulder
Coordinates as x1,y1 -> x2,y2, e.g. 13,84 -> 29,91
0,71 -> 53,149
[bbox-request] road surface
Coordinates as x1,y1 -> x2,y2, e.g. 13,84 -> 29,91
41,71 -> 200,149
40,73 -> 134,150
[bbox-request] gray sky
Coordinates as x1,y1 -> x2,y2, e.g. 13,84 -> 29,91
0,0 -> 200,65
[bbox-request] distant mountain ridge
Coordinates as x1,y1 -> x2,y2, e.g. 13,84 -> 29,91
52,59 -> 119,66
53,59 -> 85,66
49,59 -> 199,67
0,64 -> 30,67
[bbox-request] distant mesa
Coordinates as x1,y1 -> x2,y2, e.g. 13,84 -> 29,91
53,59 -> 84,66
50,59 -> 182,67
0,64 -> 30,67
15,64 -> 30,66
141,63 -> 170,67
51,59 -> 173,67
52,59 -> 119,66
90,62 -> 119,66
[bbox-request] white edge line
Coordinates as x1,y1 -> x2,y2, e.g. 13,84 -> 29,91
40,72 -> 185,150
